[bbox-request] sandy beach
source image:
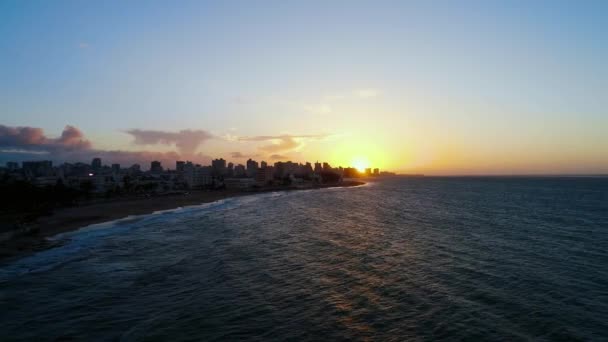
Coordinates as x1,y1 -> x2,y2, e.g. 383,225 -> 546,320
0,181 -> 364,262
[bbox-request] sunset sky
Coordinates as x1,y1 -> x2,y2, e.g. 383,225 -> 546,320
1,1 -> 607,175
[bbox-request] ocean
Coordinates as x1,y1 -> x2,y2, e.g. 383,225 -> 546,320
1,177 -> 607,341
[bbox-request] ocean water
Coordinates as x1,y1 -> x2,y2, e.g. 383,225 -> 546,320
1,177 -> 607,341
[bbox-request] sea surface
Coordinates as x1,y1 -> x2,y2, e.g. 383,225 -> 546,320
1,177 -> 607,341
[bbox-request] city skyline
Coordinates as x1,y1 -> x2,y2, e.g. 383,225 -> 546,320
1,1 -> 607,175
4,154 -> 386,176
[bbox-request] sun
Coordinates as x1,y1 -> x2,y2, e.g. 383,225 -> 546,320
351,157 -> 370,173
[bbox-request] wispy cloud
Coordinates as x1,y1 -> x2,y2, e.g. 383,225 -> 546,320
238,134 -> 330,155
269,154 -> 288,160
230,151 -> 258,159
126,129 -> 213,155
79,42 -> 89,49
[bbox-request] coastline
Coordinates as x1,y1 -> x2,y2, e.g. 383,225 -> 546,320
0,180 -> 365,263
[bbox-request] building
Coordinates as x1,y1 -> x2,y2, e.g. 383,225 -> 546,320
181,162 -> 212,188
6,161 -> 19,171
260,161 -> 267,168
256,167 -> 274,185
303,162 -> 313,175
373,168 -> 379,176
176,161 -> 185,174
274,161 -> 300,179
246,159 -> 259,177
111,163 -> 121,174
234,164 -> 246,177
227,162 -> 234,177
365,168 -> 372,176
193,166 -> 213,187
150,161 -> 163,174
91,158 -> 102,171
212,158 -> 227,176
129,164 -> 141,174
314,161 -> 322,173
343,167 -> 359,178
22,160 -> 53,177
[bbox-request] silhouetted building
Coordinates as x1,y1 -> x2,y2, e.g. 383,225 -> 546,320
304,162 -> 313,174
260,161 -> 267,168
130,164 -> 141,173
6,161 -> 19,171
365,168 -> 372,176
314,161 -> 322,173
343,167 -> 359,178
234,164 -> 246,177
256,167 -> 274,185
373,168 -> 379,176
212,158 -> 227,177
91,158 -> 102,171
176,161 -> 185,174
150,161 -> 163,174
111,163 -> 121,174
22,160 -> 53,177
246,159 -> 258,177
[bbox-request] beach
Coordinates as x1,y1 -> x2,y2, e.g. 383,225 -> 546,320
0,180 -> 364,262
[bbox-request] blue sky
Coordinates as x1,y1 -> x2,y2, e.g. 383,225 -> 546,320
1,1 -> 607,174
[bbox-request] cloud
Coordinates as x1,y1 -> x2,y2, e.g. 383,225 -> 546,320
230,151 -> 258,159
0,125 -> 47,147
79,43 -> 89,49
269,154 -> 288,160
0,124 -> 211,168
238,134 -> 330,154
259,136 -> 300,153
54,125 -> 92,150
0,124 -> 91,151
126,129 -> 213,155
355,89 -> 380,98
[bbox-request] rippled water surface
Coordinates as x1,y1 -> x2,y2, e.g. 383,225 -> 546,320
1,177 -> 607,341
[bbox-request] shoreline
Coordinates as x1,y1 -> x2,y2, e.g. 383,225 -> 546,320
0,180 -> 365,263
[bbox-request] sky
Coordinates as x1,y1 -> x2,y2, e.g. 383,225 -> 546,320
1,0 -> 607,175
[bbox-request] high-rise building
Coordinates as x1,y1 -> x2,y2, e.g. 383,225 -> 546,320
234,164 -> 246,177
227,162 -> 234,177
22,160 -> 53,177
150,161 -> 163,174
256,166 -> 274,185
314,161 -> 322,173
246,159 -> 258,177
212,158 -> 227,176
365,168 -> 372,176
373,168 -> 379,176
176,161 -> 185,174
260,161 -> 267,168
183,163 -> 212,188
91,158 -> 102,171
111,164 -> 121,173
6,161 -> 19,171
